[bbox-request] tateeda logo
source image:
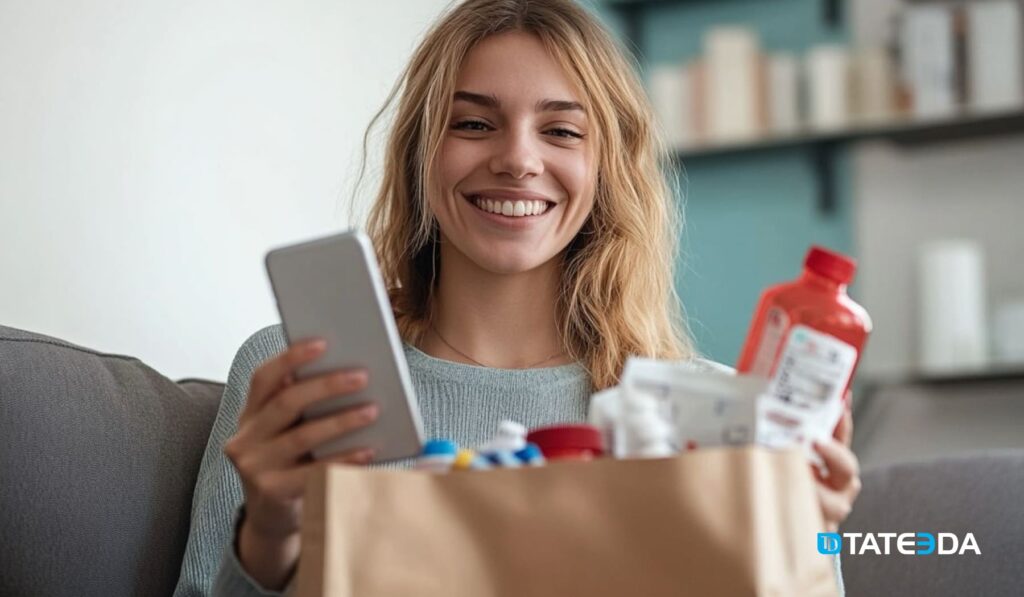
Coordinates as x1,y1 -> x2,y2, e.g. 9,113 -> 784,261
817,532 -> 982,556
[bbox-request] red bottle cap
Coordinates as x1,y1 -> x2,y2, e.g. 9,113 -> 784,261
527,424 -> 604,456
804,245 -> 856,284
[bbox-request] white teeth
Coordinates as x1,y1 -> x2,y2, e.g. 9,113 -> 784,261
471,196 -> 551,217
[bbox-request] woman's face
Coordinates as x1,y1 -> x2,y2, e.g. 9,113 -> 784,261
432,31 -> 597,275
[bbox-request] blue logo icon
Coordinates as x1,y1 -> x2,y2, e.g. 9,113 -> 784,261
818,533 -> 842,555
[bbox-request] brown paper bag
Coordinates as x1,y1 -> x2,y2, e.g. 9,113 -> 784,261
295,446 -> 838,597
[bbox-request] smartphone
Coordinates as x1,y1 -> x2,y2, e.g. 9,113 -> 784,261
264,230 -> 424,463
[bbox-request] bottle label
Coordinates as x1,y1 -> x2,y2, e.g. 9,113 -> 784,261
749,307 -> 790,377
757,325 -> 857,452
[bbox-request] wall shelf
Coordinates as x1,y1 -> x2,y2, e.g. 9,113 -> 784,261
604,0 -> 845,216
605,1 -> 1024,216
674,108 -> 1024,214
676,108 -> 1024,159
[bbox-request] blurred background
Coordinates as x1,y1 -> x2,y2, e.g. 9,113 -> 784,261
597,0 -> 1024,468
2,0 -> 1023,467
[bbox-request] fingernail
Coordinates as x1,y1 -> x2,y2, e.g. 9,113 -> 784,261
338,370 -> 367,387
359,449 -> 375,461
362,404 -> 379,421
305,340 -> 326,355
327,374 -> 347,391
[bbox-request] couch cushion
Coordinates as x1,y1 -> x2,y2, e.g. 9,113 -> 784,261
840,450 -> 1024,596
0,325 -> 224,597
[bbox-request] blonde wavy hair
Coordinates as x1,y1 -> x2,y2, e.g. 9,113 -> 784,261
360,0 -> 695,389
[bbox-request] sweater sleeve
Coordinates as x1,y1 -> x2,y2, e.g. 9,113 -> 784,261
210,506 -> 291,596
172,325 -> 287,597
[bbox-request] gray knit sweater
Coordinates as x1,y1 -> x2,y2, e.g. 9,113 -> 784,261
171,323 -> 844,596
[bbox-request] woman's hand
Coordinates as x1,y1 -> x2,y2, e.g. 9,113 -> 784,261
811,392 -> 862,533
223,339 -> 379,590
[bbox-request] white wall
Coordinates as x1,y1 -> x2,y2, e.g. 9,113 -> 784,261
0,0 -> 452,380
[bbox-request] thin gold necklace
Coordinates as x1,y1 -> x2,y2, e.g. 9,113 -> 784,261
429,322 -> 566,369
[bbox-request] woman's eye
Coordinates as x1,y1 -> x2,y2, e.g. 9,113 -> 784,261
547,128 -> 585,140
452,120 -> 491,132
451,120 -> 584,140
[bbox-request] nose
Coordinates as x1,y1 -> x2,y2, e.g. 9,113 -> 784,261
489,126 -> 544,179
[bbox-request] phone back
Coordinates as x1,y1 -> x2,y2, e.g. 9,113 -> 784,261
265,230 -> 424,462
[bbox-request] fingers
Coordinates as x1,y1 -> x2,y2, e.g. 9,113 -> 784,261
816,484 -> 851,533
244,368 -> 370,441
810,435 -> 863,535
251,403 -> 379,470
226,339 -> 379,547
252,447 -> 377,503
244,340 -> 327,416
834,402 -> 853,447
812,438 -> 860,492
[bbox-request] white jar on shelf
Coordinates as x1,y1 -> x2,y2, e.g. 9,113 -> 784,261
917,239 -> 990,374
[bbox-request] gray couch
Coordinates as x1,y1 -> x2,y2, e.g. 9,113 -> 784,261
0,325 -> 223,596
2,324 -> 1021,596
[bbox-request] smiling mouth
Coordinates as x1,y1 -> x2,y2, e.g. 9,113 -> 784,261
465,194 -> 555,217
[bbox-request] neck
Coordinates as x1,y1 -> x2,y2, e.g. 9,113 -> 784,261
418,239 -> 571,369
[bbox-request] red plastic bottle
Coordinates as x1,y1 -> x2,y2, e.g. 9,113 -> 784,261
736,246 -> 872,438
526,425 -> 604,461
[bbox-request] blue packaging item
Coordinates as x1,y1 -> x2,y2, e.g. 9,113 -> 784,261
416,439 -> 459,472
470,453 -> 494,470
515,443 -> 546,466
422,439 -> 459,456
485,450 -> 522,468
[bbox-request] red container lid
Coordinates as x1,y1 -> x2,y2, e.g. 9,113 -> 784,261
527,424 -> 604,455
804,245 -> 857,284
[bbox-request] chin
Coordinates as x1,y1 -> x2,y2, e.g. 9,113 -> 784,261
471,250 -> 552,275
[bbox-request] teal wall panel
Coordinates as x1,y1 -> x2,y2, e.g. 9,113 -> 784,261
593,0 -> 855,365
642,0 -> 846,61
677,150 -> 854,364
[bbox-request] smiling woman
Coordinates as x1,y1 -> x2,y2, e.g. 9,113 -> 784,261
365,0 -> 695,388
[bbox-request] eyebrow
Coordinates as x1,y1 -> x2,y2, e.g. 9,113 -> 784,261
453,91 -> 585,113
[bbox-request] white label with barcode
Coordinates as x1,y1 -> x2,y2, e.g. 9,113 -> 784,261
757,325 -> 857,452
